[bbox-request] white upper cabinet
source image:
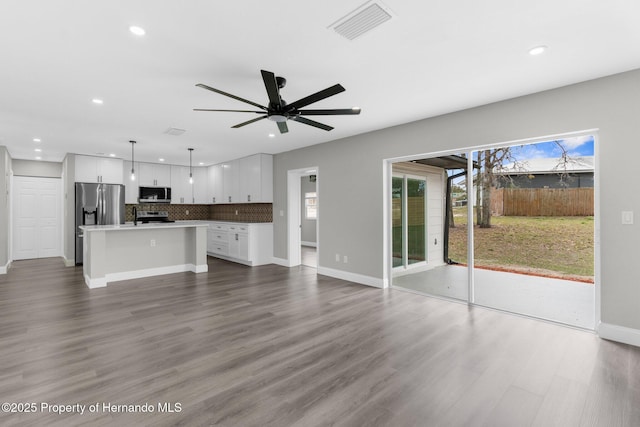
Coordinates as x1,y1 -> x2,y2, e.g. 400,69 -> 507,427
170,165 -> 191,204
138,162 -> 171,187
193,167 -> 208,204
75,155 -> 123,184
123,161 -> 139,204
238,154 -> 273,203
222,160 -> 240,203
207,154 -> 272,204
208,164 -> 224,204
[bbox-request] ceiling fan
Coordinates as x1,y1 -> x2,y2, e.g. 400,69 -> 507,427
194,70 -> 361,134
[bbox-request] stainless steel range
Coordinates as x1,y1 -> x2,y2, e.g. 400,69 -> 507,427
135,210 -> 175,224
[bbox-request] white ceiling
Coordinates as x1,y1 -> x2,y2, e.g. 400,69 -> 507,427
1,0 -> 639,166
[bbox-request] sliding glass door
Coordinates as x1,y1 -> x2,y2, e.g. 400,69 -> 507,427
393,174 -> 427,270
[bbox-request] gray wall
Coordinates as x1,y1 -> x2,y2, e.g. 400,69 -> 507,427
300,176 -> 317,245
12,159 -> 62,178
0,147 -> 11,269
273,68 -> 640,332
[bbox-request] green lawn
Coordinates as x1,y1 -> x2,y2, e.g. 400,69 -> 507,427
448,207 -> 594,279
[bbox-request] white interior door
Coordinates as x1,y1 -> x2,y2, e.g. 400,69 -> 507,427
12,177 -> 62,260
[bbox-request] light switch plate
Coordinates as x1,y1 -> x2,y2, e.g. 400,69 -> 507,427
622,211 -> 634,225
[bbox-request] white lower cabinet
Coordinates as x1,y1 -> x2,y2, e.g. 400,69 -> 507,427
206,222 -> 272,266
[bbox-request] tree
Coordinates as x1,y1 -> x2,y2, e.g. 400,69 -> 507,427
475,148 -> 524,228
474,140 -> 576,228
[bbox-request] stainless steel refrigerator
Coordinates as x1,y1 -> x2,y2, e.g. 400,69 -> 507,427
75,182 -> 125,265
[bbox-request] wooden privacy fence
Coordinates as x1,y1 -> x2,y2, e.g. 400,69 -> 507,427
491,188 -> 594,216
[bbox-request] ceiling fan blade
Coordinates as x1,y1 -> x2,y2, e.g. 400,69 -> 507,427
297,108 -> 361,115
286,84 -> 346,111
291,116 -> 334,131
277,121 -> 289,134
231,115 -> 267,128
193,109 -> 265,113
196,84 -> 267,111
261,70 -> 281,107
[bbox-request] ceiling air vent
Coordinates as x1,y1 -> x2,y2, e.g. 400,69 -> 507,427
164,127 -> 186,136
329,1 -> 394,41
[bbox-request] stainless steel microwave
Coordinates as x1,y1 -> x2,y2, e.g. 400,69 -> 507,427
139,186 -> 171,203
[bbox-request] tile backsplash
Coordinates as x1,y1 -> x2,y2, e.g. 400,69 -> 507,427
125,203 -> 272,223
209,203 -> 272,222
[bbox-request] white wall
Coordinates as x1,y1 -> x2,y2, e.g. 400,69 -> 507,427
12,159 -> 62,178
273,68 -> 640,337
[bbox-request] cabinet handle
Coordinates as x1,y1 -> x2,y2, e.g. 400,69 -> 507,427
212,197 -> 216,203
247,195 -> 251,202
228,196 -> 231,202
235,233 -> 238,241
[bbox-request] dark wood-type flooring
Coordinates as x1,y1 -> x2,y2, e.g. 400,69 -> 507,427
1,257 -> 639,426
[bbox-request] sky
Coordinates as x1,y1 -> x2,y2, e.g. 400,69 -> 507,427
507,135 -> 594,160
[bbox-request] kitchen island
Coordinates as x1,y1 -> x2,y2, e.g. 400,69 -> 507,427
79,221 -> 208,288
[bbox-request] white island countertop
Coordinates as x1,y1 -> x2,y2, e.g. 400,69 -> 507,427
80,220 -> 209,232
79,221 -> 208,288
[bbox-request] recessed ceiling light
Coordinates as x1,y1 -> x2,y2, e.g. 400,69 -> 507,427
529,45 -> 548,56
33,138 -> 41,142
129,26 -> 146,36
199,162 -> 204,166
35,156 -> 42,160
34,148 -> 42,152
109,153 -> 116,157
159,158 -> 165,162
268,133 -> 275,138
92,98 -> 104,104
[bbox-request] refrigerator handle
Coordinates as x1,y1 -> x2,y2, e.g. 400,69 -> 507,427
97,187 -> 104,225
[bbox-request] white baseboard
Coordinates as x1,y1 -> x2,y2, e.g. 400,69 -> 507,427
599,322 -> 640,348
317,266 -> 386,289
192,263 -> 209,273
0,260 -> 11,274
301,241 -> 317,248
84,264 -> 208,289
63,256 -> 75,267
85,273 -> 107,289
272,257 -> 293,267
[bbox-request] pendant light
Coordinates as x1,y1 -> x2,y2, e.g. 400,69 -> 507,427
188,148 -> 194,184
129,140 -> 136,181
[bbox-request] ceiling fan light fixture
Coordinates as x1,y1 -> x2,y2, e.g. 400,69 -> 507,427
268,114 -> 287,123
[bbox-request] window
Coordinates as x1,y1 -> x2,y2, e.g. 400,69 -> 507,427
305,192 -> 317,219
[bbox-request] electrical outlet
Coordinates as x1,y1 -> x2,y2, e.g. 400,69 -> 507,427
235,210 -> 238,215
622,211 -> 634,225
335,253 -> 340,262
343,255 -> 348,263
150,239 -> 156,247
186,209 -> 189,215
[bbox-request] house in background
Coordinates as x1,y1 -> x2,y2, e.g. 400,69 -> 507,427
495,156 -> 594,189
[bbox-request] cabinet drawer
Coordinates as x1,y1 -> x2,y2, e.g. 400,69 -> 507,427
209,230 -> 228,242
210,223 -> 229,231
229,225 -> 248,233
208,243 -> 229,256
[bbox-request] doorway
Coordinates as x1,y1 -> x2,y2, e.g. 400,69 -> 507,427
301,174 -> 318,267
287,167 -> 319,268
12,176 -> 62,260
